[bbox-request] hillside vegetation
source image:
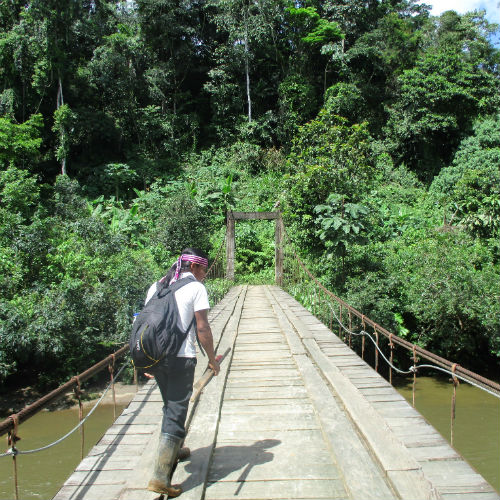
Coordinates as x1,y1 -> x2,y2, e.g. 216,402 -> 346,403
0,0 -> 499,388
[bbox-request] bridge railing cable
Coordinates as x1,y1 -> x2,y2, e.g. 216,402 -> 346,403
326,301 -> 500,398
0,361 -> 128,459
280,222 -> 500,445
0,344 -> 130,439
0,344 -> 130,500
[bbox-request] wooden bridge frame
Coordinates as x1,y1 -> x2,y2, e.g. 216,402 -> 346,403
226,211 -> 283,285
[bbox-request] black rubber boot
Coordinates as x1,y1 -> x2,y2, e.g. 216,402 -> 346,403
147,433 -> 183,497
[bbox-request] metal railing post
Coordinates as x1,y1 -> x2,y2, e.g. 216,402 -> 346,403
73,377 -> 85,460
109,355 -> 116,421
412,345 -> 418,408
451,364 -> 459,446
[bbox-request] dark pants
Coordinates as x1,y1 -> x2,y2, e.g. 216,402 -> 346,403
152,357 -> 197,439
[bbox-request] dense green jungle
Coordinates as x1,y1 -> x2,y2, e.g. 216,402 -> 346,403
0,0 -> 499,392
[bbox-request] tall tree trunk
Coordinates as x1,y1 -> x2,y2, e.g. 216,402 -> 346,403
56,77 -> 67,175
244,13 -> 252,123
245,45 -> 251,123
324,60 -> 329,95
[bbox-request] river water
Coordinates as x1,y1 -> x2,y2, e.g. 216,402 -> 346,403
0,403 -> 127,500
0,377 -> 498,499
394,376 -> 500,492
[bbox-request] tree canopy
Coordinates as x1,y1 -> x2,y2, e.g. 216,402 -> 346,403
0,0 -> 499,387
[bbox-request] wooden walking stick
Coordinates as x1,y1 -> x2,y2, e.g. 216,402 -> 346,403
191,348 -> 231,403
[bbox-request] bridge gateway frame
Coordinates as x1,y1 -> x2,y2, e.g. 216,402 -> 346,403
225,211 -> 283,285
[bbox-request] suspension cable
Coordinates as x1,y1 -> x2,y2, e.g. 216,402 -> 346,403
325,302 -> 500,398
0,344 -> 130,438
1,362 -> 128,458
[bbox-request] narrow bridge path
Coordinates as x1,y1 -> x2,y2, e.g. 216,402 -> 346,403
54,286 -> 499,500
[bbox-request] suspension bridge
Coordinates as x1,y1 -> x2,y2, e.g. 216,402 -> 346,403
1,212 -> 499,500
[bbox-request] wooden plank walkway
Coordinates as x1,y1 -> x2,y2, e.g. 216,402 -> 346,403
53,285 -> 499,500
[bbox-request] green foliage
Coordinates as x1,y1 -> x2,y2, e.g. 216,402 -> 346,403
0,114 -> 43,168
345,234 -> 499,365
205,278 -> 233,305
430,115 -> 500,239
324,83 -> 365,124
394,313 -> 409,338
385,44 -> 499,178
314,194 -> 369,258
303,18 -> 341,45
278,75 -> 317,142
235,220 -> 274,277
87,195 -> 142,241
284,112 -> 375,254
0,177 -> 162,385
102,163 -> 138,200
1,0 -> 499,386
147,191 -> 212,266
294,9 -> 342,47
286,6 -> 342,46
342,173 -> 500,369
0,165 -> 39,218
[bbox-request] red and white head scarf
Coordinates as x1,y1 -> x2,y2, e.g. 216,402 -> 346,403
164,253 -> 208,284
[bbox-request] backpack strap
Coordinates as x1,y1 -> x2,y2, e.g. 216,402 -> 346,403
160,276 -> 207,356
156,275 -> 196,296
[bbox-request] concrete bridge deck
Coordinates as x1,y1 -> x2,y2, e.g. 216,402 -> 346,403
53,285 -> 499,500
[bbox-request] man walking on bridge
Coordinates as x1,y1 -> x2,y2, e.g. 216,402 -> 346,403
145,248 -> 220,497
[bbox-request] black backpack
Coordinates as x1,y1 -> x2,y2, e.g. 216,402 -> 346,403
129,276 -> 196,370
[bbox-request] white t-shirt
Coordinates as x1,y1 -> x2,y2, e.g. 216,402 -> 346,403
144,272 -> 210,358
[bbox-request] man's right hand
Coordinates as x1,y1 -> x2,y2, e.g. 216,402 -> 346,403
209,359 -> 220,376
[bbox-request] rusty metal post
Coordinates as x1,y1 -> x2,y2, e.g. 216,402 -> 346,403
295,255 -> 299,284
348,310 -> 352,348
109,356 -> 116,421
323,294 -> 327,326
329,302 -> 333,332
73,378 -> 85,460
7,416 -> 19,500
319,291 -> 324,323
12,448 -> 18,500
339,305 -> 343,341
361,316 -> 366,359
389,334 -> 394,385
412,345 -> 418,408
451,364 -> 459,446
